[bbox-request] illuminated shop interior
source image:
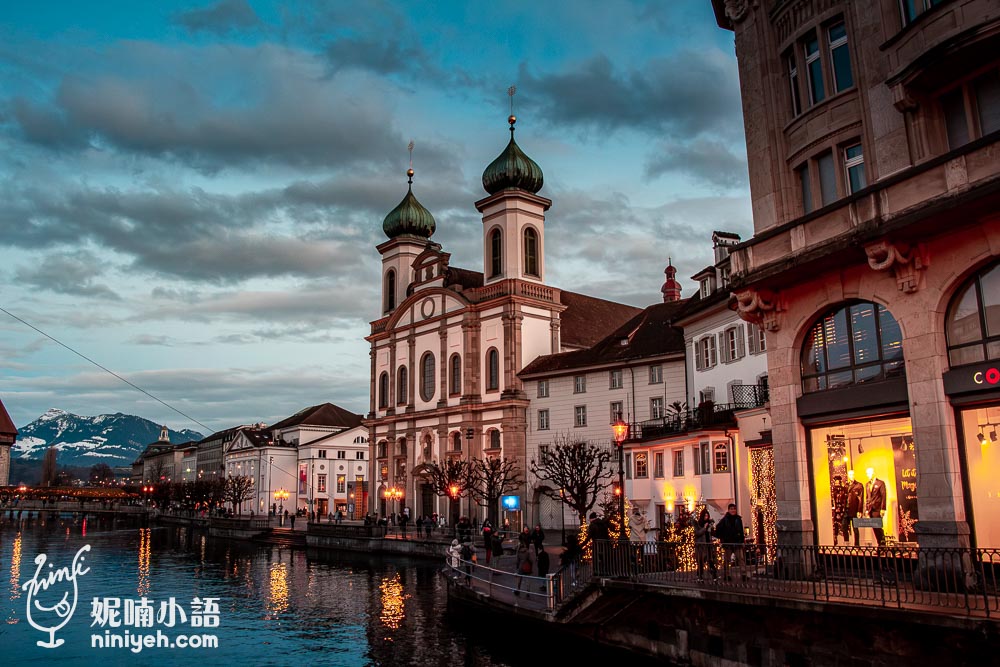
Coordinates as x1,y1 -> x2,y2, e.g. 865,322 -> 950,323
960,406 -> 1000,549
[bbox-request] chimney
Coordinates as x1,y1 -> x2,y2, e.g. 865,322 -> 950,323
661,258 -> 682,302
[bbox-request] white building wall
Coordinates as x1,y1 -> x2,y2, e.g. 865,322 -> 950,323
684,307 -> 768,406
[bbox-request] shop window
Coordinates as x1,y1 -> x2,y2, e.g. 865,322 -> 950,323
634,452 -> 649,478
809,417 -> 916,546
946,261 -> 1000,366
959,406 -> 1000,548
420,352 -> 435,402
801,301 -> 905,393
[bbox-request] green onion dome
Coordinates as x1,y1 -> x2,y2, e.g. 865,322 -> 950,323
382,169 -> 436,239
481,116 -> 544,195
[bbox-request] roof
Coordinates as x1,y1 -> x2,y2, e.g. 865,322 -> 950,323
559,291 -> 643,349
673,287 -> 734,323
0,396 -> 16,440
713,230 -> 741,240
239,427 -> 274,448
443,267 -> 484,291
520,299 -> 688,376
268,403 -> 364,432
198,425 -> 246,445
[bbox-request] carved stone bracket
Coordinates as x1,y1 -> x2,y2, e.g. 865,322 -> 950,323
864,239 -> 929,294
724,0 -> 750,23
734,287 -> 784,332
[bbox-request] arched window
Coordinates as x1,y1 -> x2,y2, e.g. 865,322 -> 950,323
488,429 -> 501,449
397,366 -> 408,405
449,354 -> 462,395
946,261 -> 1000,366
523,227 -> 538,276
490,228 -> 503,278
422,434 -> 433,460
487,348 -> 500,391
800,301 -> 904,393
420,353 -> 435,402
378,372 -> 389,409
385,269 -> 396,312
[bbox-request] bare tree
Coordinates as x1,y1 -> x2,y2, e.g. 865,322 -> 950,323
41,447 -> 58,487
531,434 -> 614,525
224,475 -> 255,515
424,458 -> 473,524
467,456 -> 522,526
89,463 -> 114,485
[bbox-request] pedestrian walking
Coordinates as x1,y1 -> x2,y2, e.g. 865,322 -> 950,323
586,512 -> 610,574
530,524 -> 545,555
694,509 -> 718,583
290,513 -> 296,530
513,543 -> 531,597
447,538 -> 462,575
459,541 -> 474,584
716,503 -> 747,582
491,532 -> 503,563
536,547 -> 550,590
482,520 -> 494,564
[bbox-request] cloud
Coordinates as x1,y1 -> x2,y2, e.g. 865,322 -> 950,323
174,0 -> 261,34
644,139 -> 749,189
129,335 -> 174,346
14,250 -> 121,299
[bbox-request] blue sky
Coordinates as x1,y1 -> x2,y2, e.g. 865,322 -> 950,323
0,0 -> 750,433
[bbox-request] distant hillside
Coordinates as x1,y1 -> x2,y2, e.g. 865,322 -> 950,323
13,408 -> 204,467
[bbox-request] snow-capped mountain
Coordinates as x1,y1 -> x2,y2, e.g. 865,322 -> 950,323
13,409 -> 205,467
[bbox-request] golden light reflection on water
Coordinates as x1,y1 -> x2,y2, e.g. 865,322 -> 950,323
265,563 -> 289,619
379,573 -> 408,632
7,532 -> 22,625
137,528 -> 151,595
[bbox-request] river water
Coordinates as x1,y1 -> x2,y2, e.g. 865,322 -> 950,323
1,517 -> 639,666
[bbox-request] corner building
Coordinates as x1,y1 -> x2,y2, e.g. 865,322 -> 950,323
712,0 -> 1000,549
365,118 -> 639,523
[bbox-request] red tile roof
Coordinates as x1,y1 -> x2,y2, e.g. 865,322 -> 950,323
0,397 -> 17,441
268,403 -> 363,432
559,291 -> 644,349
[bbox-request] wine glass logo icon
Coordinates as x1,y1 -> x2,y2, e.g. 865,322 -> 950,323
21,544 -> 91,648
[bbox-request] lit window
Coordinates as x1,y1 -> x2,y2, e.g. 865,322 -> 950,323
844,143 -> 866,194
574,406 -> 587,427
317,474 -> 327,493
828,22 -> 853,93
714,442 -> 730,473
634,452 -> 648,478
336,475 -> 345,493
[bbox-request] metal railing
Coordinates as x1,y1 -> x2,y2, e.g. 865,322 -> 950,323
589,540 -> 1000,617
444,556 -> 565,610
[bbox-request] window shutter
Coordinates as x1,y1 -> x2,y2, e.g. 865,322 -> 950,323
737,324 -> 746,359
712,334 -> 720,366
747,323 -> 757,354
695,341 -> 703,371
692,446 -> 701,475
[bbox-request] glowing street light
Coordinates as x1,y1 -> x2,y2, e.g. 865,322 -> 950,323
612,416 -> 630,544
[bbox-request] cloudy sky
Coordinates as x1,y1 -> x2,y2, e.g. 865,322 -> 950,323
0,0 -> 750,433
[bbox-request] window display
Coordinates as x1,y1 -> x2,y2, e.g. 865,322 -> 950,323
809,417 -> 917,546
959,406 -> 1000,549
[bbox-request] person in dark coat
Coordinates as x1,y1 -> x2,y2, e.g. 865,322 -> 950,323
587,512 -> 610,575
482,520 -> 494,564
694,509 -> 717,583
518,526 -> 532,548
715,503 -> 746,582
529,524 -> 545,555
536,547 -> 550,589
491,532 -> 503,561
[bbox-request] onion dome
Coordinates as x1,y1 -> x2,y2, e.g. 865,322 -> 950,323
482,115 -> 544,195
382,169 -> 436,239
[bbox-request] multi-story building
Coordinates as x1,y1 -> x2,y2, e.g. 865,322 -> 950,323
133,426 -> 192,484
195,425 -> 244,483
224,423 -> 293,515
177,443 -> 198,483
0,397 -> 15,487
712,0 -> 1000,549
365,116 -> 639,525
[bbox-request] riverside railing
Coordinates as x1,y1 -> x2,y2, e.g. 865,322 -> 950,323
589,540 -> 1000,617
445,557 -> 564,610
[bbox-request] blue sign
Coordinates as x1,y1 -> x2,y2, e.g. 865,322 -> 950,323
501,495 -> 520,511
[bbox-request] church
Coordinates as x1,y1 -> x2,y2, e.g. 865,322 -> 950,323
364,113 -> 640,525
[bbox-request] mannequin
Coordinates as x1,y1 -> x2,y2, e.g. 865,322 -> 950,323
844,470 -> 865,546
865,467 -> 886,546
832,475 -> 848,546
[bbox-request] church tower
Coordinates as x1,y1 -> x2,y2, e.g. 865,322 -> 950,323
377,168 -> 436,315
476,113 -> 550,285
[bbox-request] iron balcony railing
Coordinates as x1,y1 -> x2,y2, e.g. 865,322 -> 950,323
628,385 -> 768,441
588,540 -> 1000,617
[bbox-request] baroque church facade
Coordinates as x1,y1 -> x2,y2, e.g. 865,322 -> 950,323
365,116 -> 639,523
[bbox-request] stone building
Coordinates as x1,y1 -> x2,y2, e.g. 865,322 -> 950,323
0,396 -> 16,486
712,0 -> 1000,549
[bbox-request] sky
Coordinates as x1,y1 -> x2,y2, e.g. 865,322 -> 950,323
0,0 -> 750,434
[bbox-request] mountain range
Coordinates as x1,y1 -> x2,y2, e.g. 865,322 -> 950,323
13,409 -> 205,468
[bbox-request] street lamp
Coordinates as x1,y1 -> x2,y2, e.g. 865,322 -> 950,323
612,416 -> 630,544
274,488 -> 289,520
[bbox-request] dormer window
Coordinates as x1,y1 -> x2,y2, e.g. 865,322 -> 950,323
700,279 -> 711,298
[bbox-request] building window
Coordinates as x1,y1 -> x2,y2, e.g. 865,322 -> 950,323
486,348 -> 500,391
828,22 -> 853,94
747,322 -> 767,355
654,452 -> 664,479
574,406 -> 587,427
489,228 -> 503,278
900,0 -> 945,26
420,352 -> 436,402
625,453 -> 632,480
693,442 -> 711,475
422,435 -> 433,460
695,336 -> 717,370
804,33 -> 824,105
699,279 -> 711,299
318,450 -> 327,459
844,143 -> 866,194
714,442 -> 730,473
396,366 -> 408,404
337,451 -> 346,459
649,364 -> 662,384
801,301 -> 905,393
489,429 -> 501,449
817,151 -> 836,207
397,438 -> 407,457
574,375 -> 586,393
940,69 -> 1000,150
945,260 -> 1000,366
798,164 -> 813,214
609,369 -> 623,389
356,451 -> 365,460
634,452 -> 648,479
537,380 -> 549,398
384,269 -> 396,312
673,449 -> 684,477
450,354 -> 462,395
523,227 -> 539,276
451,431 -> 462,451
786,51 -> 802,116
610,401 -> 623,424
377,441 -> 387,458
650,397 -> 664,420
723,326 -> 744,363
538,409 -> 550,431
317,474 -> 327,493
378,372 -> 389,409
336,475 -> 345,494
699,387 -> 715,405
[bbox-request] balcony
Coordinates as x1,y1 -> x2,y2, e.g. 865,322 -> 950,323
628,385 -> 768,442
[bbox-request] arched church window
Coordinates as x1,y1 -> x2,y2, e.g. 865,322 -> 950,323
946,260 -> 1000,367
449,354 -> 462,395
488,429 -> 501,449
490,228 -> 503,278
487,348 -> 500,391
800,301 -> 904,393
420,353 -> 435,402
397,366 -> 408,405
378,372 -> 389,408
523,228 -> 538,276
422,434 -> 433,460
385,270 -> 396,312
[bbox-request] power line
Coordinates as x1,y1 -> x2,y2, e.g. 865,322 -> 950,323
1,306 -> 212,433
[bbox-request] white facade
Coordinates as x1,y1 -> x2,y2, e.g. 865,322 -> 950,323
292,425 -> 368,519
224,429 -> 297,515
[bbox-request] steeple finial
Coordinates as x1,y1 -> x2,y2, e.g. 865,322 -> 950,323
407,140 -> 415,185
508,85 -> 517,135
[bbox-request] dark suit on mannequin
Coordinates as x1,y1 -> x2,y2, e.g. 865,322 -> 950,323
844,480 -> 865,546
866,478 -> 887,546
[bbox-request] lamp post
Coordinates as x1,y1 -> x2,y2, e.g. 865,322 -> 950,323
274,488 -> 289,523
612,416 -> 629,545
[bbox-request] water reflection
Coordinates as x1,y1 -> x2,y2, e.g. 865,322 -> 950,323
378,572 -> 408,632
7,532 -> 21,625
266,562 -> 289,619
137,527 -> 151,595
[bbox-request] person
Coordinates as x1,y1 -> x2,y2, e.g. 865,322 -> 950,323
513,543 -> 531,596
587,512 -> 610,574
399,511 -> 408,537
290,513 -> 297,530
530,524 -> 545,555
518,525 -> 532,548
459,541 -> 474,584
694,509 -> 717,583
447,538 -> 462,574
715,503 -> 746,582
416,515 -> 424,537
482,520 -> 494,564
491,532 -> 504,563
536,547 -> 550,590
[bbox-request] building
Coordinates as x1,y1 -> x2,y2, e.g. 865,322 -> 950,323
365,115 -> 639,525
712,0 -> 1000,550
223,424 -> 290,515
195,425 -> 244,483
0,396 -> 16,486
132,426 -> 189,484
177,443 -> 198,483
